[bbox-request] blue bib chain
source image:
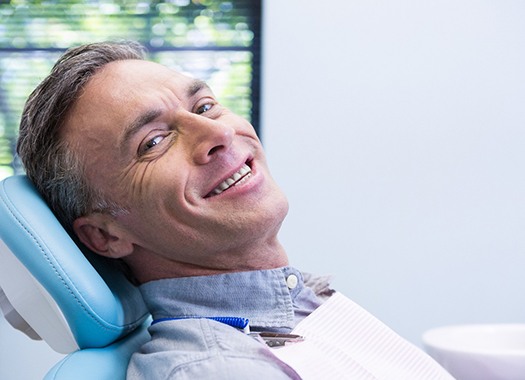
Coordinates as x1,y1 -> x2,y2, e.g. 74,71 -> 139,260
151,316 -> 304,347
152,316 -> 251,333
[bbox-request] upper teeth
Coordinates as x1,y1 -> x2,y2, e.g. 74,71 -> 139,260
212,164 -> 252,196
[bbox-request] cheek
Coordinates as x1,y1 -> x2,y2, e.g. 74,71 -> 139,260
122,161 -> 191,220
116,196 -> 201,256
115,149 -> 178,202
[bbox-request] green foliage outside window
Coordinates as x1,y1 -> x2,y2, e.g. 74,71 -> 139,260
0,0 -> 260,179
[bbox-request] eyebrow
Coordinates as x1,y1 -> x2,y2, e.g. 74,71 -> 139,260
187,79 -> 211,98
119,80 -> 212,153
120,108 -> 163,154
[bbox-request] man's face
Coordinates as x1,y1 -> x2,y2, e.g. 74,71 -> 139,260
64,59 -> 288,273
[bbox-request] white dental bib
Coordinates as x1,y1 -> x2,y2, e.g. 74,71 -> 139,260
269,292 -> 454,380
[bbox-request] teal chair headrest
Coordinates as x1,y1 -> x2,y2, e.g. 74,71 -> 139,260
0,175 -> 149,353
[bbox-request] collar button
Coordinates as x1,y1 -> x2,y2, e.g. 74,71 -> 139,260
286,274 -> 298,289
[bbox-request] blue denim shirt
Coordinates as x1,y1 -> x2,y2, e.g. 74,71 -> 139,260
127,267 -> 332,379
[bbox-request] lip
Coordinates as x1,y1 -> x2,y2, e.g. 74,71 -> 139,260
204,158 -> 257,199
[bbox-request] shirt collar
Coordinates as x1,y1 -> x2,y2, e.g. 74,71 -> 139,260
139,266 -> 305,330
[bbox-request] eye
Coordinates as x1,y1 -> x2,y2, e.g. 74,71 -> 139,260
196,102 -> 214,115
140,135 -> 165,155
146,135 -> 164,150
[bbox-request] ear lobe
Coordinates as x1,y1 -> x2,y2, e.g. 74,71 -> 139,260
73,215 -> 134,259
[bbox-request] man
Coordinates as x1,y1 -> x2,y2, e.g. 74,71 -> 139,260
17,41 -> 452,379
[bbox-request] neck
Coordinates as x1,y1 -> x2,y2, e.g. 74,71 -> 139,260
124,238 -> 289,284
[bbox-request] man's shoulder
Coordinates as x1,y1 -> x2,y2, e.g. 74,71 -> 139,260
127,318 -> 298,379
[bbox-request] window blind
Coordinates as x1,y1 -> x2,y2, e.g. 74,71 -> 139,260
0,0 -> 261,177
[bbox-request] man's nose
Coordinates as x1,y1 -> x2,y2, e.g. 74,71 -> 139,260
188,116 -> 235,165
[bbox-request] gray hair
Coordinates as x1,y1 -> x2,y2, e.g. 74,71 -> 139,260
17,41 -> 146,229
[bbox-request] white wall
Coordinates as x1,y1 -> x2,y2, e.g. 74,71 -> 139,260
263,0 -> 525,344
0,318 -> 64,378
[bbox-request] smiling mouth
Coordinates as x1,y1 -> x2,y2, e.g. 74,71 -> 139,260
207,163 -> 253,197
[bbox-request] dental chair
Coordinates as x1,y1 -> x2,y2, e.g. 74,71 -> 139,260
0,175 -> 151,379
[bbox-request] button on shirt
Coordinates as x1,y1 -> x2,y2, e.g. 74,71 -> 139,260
127,267 -> 332,379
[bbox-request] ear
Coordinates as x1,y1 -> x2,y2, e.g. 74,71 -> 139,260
73,214 -> 134,259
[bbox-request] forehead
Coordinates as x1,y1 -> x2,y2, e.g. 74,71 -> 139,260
62,60 -> 201,166
64,59 -> 201,136
89,59 -> 195,99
